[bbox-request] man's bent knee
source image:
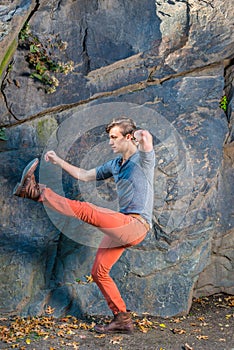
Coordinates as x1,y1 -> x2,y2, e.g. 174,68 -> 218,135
91,265 -> 109,283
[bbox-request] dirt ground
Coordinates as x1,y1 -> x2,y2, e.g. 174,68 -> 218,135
0,293 -> 233,350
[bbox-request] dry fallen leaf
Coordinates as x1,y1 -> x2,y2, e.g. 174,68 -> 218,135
64,342 -> 79,349
173,318 -> 182,323
225,296 -> 234,306
191,328 -> 201,333
110,335 -> 123,344
194,297 -> 208,305
196,335 -> 209,340
184,343 -> 194,350
172,328 -> 186,334
57,330 -> 65,337
137,325 -> 148,333
94,333 -> 106,338
79,334 -> 86,339
135,317 -> 154,333
184,124 -> 198,132
45,306 -> 55,315
198,316 -> 205,321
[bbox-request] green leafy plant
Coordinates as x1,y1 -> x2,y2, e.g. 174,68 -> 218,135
219,95 -> 228,112
19,23 -> 30,41
0,127 -> 7,141
18,24 -> 74,94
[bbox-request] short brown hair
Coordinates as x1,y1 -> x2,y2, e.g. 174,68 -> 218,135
106,117 -> 136,136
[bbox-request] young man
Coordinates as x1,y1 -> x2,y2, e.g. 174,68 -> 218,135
14,117 -> 155,333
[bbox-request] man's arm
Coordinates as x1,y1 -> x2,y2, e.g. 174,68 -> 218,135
44,150 -> 96,182
133,130 -> 153,152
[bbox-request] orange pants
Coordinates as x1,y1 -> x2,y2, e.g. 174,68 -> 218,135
41,188 -> 148,314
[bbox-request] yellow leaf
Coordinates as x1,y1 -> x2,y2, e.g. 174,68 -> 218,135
25,338 -> 31,344
159,323 -> 166,328
85,275 -> 94,283
198,317 -> 205,321
225,314 -> 231,319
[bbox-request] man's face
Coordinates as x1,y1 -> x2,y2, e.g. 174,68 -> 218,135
108,126 -> 131,154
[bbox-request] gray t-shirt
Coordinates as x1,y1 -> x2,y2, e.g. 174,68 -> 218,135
96,149 -> 155,226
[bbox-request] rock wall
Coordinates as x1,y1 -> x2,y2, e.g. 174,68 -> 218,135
0,0 -> 233,317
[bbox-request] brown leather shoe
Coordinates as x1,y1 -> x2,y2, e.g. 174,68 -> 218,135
13,158 -> 43,201
94,312 -> 134,334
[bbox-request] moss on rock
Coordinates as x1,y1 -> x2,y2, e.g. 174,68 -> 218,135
0,38 -> 18,80
34,117 -> 58,146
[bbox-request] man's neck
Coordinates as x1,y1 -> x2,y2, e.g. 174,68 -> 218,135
121,146 -> 137,163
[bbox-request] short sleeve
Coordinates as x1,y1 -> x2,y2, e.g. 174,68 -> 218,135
96,159 -> 114,181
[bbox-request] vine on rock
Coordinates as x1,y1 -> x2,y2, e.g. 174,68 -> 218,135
18,24 -> 74,94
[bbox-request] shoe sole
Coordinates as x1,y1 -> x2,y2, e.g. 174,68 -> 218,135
96,329 -> 133,334
13,158 -> 39,196
94,326 -> 133,334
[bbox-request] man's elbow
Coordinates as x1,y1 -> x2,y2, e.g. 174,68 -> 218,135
83,169 -> 96,182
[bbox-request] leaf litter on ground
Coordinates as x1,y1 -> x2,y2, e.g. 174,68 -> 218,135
0,293 -> 233,349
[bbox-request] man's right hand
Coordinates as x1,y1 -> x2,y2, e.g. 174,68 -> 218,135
44,150 -> 96,181
44,150 -> 62,165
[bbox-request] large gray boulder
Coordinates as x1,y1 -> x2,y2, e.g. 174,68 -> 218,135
0,0 -> 233,317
